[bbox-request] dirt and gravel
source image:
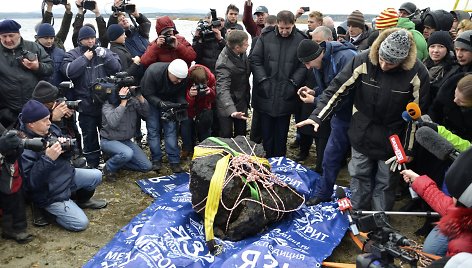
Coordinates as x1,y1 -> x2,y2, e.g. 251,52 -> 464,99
0,120 -> 427,268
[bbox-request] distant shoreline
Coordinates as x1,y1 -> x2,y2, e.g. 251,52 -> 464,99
0,12 -> 378,23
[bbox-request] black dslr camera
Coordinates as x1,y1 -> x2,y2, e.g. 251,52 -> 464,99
47,136 -> 77,152
196,8 -> 221,42
93,72 -> 137,104
163,32 -> 175,46
112,0 -> 136,14
55,97 -> 82,110
16,50 -> 37,62
46,0 -> 67,5
194,83 -> 207,96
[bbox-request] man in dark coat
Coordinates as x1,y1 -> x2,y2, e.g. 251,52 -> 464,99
20,100 -> 106,232
297,28 -> 430,211
215,30 -> 251,138
0,19 -> 53,128
249,10 -> 308,157
61,26 -> 121,168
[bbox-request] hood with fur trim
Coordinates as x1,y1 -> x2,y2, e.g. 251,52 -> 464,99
369,27 -> 417,71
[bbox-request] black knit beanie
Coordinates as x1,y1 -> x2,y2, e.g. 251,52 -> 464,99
427,30 -> 453,51
32,80 -> 59,103
297,39 -> 323,63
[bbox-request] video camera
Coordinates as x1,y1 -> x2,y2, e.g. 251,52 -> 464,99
160,102 -> 188,122
93,72 -> 137,104
196,8 -> 221,42
355,212 -> 419,268
112,0 -> 136,14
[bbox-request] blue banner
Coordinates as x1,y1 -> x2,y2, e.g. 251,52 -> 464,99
85,157 -> 349,268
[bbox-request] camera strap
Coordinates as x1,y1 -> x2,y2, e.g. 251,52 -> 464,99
128,13 -> 138,29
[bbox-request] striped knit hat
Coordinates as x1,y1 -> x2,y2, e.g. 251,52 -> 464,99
347,10 -> 365,29
375,8 -> 399,30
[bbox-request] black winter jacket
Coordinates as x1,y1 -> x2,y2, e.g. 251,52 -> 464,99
0,39 -> 53,127
249,26 -> 308,117
140,62 -> 187,108
310,28 -> 430,160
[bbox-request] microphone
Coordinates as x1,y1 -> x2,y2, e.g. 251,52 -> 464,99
388,134 -> 418,199
336,187 -> 359,235
406,102 -> 422,121
415,127 -> 460,161
401,110 -> 413,122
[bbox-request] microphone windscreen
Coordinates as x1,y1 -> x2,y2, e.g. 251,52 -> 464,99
415,127 -> 455,160
406,102 -> 422,120
402,111 -> 413,122
335,186 -> 346,199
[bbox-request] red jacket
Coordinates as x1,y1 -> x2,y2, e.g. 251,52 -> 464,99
413,175 -> 472,256
0,160 -> 22,194
185,64 -> 216,118
140,16 -> 196,67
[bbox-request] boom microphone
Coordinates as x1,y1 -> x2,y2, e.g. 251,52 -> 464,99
415,127 -> 460,161
336,187 -> 359,235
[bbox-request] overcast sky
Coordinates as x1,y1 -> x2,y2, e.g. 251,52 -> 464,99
2,0 -> 466,15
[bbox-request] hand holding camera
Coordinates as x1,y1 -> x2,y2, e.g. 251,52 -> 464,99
51,101 -> 70,121
45,139 -> 64,161
118,87 -> 130,103
0,131 -> 21,154
18,51 -> 39,71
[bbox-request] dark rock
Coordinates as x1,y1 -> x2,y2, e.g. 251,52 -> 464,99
189,136 -> 304,241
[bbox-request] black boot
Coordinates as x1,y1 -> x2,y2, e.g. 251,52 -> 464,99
2,214 -> 33,244
75,189 -> 107,209
31,203 -> 49,227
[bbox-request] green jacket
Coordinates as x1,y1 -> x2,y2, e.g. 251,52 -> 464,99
438,125 -> 471,152
397,18 -> 428,61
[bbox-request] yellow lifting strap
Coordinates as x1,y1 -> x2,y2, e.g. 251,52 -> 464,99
204,153 -> 231,245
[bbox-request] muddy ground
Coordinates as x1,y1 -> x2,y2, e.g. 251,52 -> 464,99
0,120 -> 428,268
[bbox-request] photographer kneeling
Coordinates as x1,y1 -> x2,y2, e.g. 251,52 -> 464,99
101,86 -> 152,182
401,147 -> 472,257
20,100 -> 107,232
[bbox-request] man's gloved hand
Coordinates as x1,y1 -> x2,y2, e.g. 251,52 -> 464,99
416,121 -> 438,132
0,130 -> 21,154
95,47 -> 107,58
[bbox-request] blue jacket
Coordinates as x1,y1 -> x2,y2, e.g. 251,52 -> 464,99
43,44 -> 67,87
61,44 -> 121,115
313,41 -> 357,121
20,124 -> 75,208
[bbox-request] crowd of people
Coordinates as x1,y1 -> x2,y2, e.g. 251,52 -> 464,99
0,0 -> 471,266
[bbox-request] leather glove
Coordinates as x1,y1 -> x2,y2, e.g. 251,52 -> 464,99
95,47 -> 107,58
416,121 -> 438,132
0,130 -> 21,154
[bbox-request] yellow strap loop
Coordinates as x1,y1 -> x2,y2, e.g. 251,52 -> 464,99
204,153 -> 231,243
